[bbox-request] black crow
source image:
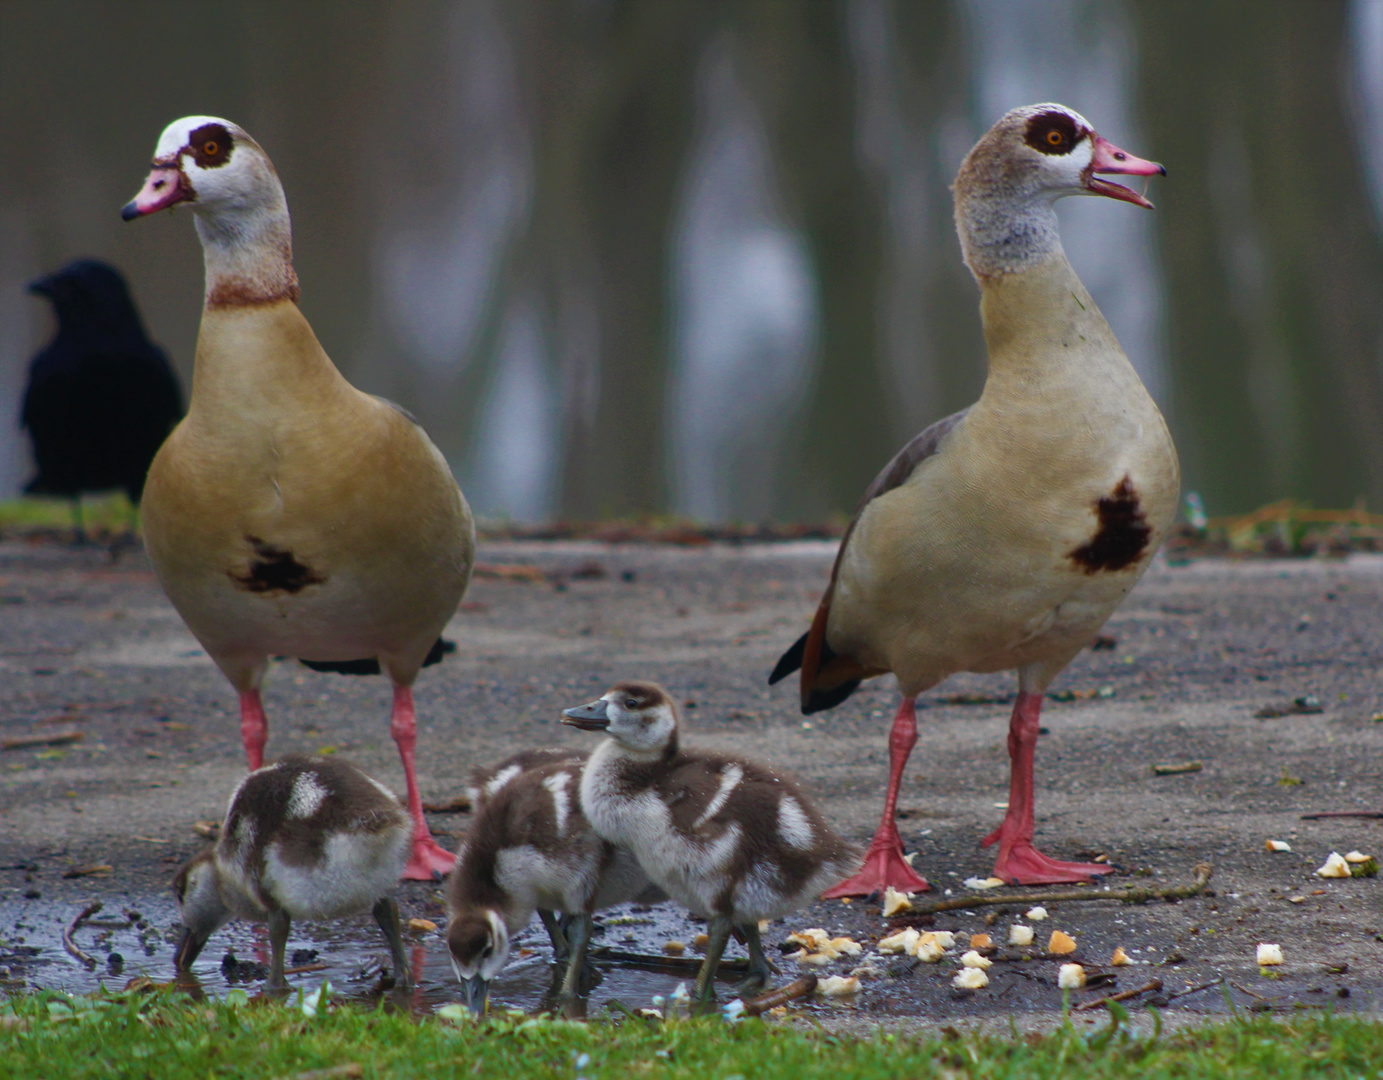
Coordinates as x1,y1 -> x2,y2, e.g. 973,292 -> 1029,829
22,259 -> 183,539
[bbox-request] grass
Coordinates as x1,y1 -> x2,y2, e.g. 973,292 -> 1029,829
2,987 -> 1382,1079
0,495 -> 136,537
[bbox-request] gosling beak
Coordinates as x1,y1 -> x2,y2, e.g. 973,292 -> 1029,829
461,974 -> 490,1014
561,700 -> 610,731
1083,134 -> 1165,209
173,925 -> 210,970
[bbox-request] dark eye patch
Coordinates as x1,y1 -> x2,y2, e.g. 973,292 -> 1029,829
188,122 -> 234,169
1024,110 -> 1084,157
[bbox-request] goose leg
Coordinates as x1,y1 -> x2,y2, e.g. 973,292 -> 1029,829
556,914 -> 593,999
981,690 -> 1112,884
238,690 -> 268,771
692,915 -> 733,1004
390,685 -> 455,880
372,896 -> 413,990
265,908 -> 291,993
823,697 -> 931,897
538,909 -> 570,960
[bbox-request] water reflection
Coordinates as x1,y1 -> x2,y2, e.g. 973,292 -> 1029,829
1,0 -> 1379,519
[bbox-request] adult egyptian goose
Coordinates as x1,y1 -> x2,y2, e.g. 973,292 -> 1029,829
563,681 -> 861,1002
172,755 -> 413,992
446,750 -> 655,1011
122,117 -> 475,879
770,104 -> 1178,893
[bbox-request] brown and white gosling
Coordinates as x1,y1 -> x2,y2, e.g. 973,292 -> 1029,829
562,681 -> 862,1002
173,755 -> 412,992
446,750 -> 656,1012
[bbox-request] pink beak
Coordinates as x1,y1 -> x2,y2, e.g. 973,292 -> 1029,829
121,166 -> 190,221
1084,134 -> 1165,209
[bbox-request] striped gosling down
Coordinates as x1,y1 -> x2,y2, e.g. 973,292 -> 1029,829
172,755 -> 412,991
562,681 -> 862,1002
446,750 -> 656,1012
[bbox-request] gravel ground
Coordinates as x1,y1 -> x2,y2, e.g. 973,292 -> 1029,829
0,538 -> 1380,1029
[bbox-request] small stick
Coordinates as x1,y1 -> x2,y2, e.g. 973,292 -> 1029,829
742,976 -> 817,1016
1073,978 -> 1163,1011
891,864 -> 1213,917
1229,981 -> 1269,1002
1300,811 -> 1383,820
63,902 -> 102,968
590,946 -> 749,973
422,795 -> 472,814
1,731 -> 83,751
1151,762 -> 1202,776
1164,977 -> 1223,1002
282,962 -> 329,976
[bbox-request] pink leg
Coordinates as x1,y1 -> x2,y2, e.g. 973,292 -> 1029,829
981,690 -> 1112,885
823,697 -> 931,898
238,690 -> 267,771
391,685 -> 455,880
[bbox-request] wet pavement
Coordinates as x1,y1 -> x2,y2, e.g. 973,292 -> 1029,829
1,537 -> 1381,1030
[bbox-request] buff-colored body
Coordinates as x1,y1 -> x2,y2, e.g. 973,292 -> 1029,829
142,301 -> 472,690
829,254 -> 1178,696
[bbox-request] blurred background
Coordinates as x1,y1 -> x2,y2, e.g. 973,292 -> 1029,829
1,0 -> 1380,523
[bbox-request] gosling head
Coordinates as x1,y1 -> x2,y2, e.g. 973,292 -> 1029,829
171,849 -> 230,971
446,908 -> 510,1013
561,680 -> 679,757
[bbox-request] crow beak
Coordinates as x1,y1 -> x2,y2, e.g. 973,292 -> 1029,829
561,700 -> 611,731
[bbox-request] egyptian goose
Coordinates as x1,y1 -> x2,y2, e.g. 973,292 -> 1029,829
563,681 -> 861,1002
23,259 -> 182,541
122,117 -> 475,879
770,104 -> 1177,893
446,750 -> 655,1011
172,755 -> 412,991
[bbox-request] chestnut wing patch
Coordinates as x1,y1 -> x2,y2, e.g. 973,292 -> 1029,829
229,535 -> 325,594
1069,476 -> 1151,573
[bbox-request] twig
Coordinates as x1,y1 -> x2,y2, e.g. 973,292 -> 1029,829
743,976 -> 817,1016
1151,762 -> 1202,776
1229,981 -> 1269,1002
1164,977 -> 1223,1003
589,946 -> 748,974
1300,811 -> 1383,820
1,730 -> 83,751
63,902 -> 102,968
1073,978 -> 1163,1011
283,962 -> 329,976
892,864 -> 1213,917
422,795 -> 472,814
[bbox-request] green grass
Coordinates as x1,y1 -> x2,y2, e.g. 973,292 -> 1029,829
3,987 -> 1382,1079
0,495 -> 137,536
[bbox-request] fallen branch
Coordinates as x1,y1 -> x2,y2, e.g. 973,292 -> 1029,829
743,976 -> 817,1016
890,864 -> 1213,918
63,902 -> 102,968
1073,978 -> 1163,1011
1,730 -> 83,752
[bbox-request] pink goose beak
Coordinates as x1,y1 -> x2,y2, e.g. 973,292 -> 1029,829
1084,135 -> 1165,209
121,165 -> 190,221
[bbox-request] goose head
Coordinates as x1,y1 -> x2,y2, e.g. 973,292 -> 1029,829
121,116 -> 285,223
954,103 -> 1164,279
171,849 -> 230,970
446,908 -> 509,1013
562,681 -> 678,756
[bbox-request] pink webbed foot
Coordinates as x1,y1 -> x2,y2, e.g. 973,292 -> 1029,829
402,833 -> 455,882
982,828 -> 1113,886
823,835 -> 930,899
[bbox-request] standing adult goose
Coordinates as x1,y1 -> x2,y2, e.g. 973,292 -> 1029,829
122,117 -> 474,879
770,104 -> 1178,894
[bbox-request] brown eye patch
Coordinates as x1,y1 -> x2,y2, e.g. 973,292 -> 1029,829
1024,111 -> 1084,156
188,122 -> 233,169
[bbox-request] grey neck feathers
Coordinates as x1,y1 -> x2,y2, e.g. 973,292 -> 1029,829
194,200 -> 300,309
955,193 -> 1065,281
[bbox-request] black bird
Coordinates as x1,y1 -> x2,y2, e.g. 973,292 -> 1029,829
21,260 -> 183,539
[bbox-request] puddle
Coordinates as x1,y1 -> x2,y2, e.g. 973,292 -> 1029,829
0,896 -> 773,1018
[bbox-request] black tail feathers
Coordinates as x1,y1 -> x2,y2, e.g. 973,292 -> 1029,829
299,637 -> 456,676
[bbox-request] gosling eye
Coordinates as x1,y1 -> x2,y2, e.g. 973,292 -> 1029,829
624,699 -> 638,710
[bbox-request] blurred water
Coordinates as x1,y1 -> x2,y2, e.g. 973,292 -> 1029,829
1,0 -> 1379,520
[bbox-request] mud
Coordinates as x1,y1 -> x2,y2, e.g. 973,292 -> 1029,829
0,538 -> 1380,1030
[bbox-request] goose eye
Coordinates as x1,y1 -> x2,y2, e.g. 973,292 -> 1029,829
1045,129 -> 1064,147
203,141 -> 219,156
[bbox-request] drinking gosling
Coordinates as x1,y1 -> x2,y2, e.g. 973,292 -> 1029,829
173,755 -> 412,991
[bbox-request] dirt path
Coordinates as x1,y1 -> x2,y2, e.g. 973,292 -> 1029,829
0,539 -> 1379,1027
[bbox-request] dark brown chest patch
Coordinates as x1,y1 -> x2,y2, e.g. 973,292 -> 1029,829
229,536 -> 325,594
1069,476 -> 1151,573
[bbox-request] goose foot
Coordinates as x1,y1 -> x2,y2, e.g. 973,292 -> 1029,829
984,833 -> 1113,885
402,834 -> 455,881
822,836 -> 930,898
